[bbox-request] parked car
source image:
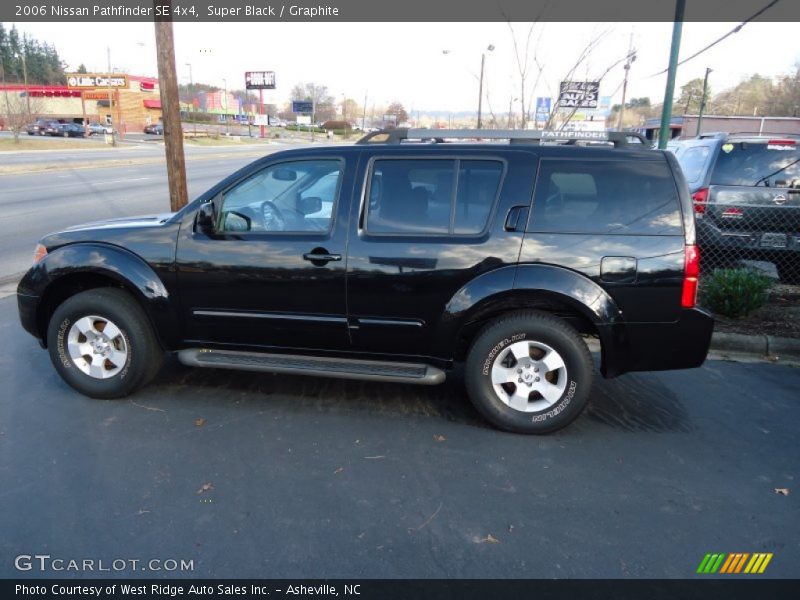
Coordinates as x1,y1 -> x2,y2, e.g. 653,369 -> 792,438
16,128 -> 713,434
669,133 -> 800,283
144,122 -> 164,134
27,119 -> 57,136
44,121 -> 66,136
87,122 -> 113,136
58,123 -> 86,138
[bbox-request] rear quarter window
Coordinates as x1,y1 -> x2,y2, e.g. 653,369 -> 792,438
530,159 -> 682,235
673,145 -> 711,184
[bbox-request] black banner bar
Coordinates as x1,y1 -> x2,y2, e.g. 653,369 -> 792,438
3,579 -> 800,600
3,0 -> 800,23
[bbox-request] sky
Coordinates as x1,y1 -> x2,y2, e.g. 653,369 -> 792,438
8,21 -> 800,115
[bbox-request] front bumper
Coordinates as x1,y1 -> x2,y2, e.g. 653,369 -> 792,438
17,290 -> 42,344
599,307 -> 715,378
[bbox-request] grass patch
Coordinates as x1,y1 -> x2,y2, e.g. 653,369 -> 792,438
0,138 -> 101,151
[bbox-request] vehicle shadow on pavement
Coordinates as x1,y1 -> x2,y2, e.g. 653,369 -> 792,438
150,357 -> 491,429
149,358 -> 691,434
585,374 -> 692,433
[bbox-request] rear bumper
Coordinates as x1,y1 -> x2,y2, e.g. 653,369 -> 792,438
698,221 -> 800,258
599,307 -> 714,377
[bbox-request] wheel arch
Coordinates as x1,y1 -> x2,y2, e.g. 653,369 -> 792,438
22,243 -> 179,349
436,264 -> 625,370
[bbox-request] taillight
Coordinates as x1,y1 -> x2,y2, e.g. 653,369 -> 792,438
33,243 -> 47,264
691,187 -> 709,215
682,245 -> 700,308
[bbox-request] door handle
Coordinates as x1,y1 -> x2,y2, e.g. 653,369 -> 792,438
303,251 -> 342,264
504,205 -> 529,232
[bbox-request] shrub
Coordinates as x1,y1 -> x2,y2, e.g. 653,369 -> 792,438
702,268 -> 772,318
321,120 -> 353,131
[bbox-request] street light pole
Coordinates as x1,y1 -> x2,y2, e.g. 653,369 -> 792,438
106,46 -> 116,147
222,77 -> 227,134
185,63 -> 195,135
695,67 -> 712,137
16,52 -> 31,118
477,44 -> 494,129
616,32 -> 636,131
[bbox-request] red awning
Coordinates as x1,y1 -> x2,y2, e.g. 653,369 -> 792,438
143,99 -> 161,109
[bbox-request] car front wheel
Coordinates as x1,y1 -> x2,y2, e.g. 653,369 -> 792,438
464,311 -> 593,434
46,288 -> 163,399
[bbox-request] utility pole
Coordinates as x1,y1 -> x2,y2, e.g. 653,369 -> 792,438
695,67 -> 712,137
658,0 -> 685,149
0,60 -> 10,122
616,31 -> 636,131
106,46 -> 116,147
154,4 -> 189,211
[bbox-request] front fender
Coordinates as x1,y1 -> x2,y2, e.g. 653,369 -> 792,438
17,243 -> 179,349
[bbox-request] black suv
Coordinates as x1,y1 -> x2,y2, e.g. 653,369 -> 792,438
17,129 -> 713,433
669,133 -> 800,283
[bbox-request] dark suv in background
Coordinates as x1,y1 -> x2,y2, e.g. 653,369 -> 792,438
669,133 -> 800,282
17,129 -> 713,434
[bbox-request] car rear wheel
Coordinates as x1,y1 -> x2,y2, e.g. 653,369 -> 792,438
46,288 -> 163,399
464,311 -> 593,434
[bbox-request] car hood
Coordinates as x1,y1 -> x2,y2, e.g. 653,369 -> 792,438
61,213 -> 175,232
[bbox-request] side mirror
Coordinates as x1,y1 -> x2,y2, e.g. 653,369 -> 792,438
196,202 -> 216,234
297,196 -> 322,215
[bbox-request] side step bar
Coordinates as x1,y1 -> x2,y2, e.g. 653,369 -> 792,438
177,349 -> 446,385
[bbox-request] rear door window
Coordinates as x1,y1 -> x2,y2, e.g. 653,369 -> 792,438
710,141 -> 800,187
366,158 -> 503,235
530,159 -> 682,235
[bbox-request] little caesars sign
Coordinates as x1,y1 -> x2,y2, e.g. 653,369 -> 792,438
67,74 -> 129,89
558,81 -> 600,109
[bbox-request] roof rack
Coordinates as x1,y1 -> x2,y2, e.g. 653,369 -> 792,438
356,128 -> 652,148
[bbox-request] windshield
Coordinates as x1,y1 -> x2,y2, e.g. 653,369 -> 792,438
710,141 -> 800,187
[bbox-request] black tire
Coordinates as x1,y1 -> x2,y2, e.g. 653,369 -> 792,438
46,288 -> 163,399
464,311 -> 593,434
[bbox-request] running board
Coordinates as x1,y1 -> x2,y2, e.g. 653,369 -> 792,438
177,349 -> 446,385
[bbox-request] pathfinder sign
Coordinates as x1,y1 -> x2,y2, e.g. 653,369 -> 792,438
558,81 -> 600,109
66,74 -> 128,89
245,71 -> 276,90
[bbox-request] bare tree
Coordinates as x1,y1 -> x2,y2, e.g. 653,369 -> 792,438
505,20 -> 546,129
3,91 -> 40,143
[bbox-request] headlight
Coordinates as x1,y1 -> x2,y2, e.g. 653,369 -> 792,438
33,243 -> 47,264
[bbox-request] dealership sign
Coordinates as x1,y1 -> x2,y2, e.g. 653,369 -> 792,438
245,71 -> 276,90
292,100 -> 314,114
558,81 -> 599,109
66,74 -> 128,89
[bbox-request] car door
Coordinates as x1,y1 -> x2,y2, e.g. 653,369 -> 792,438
175,154 -> 356,351
345,149 -> 534,359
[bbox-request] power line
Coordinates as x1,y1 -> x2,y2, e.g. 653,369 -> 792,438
650,0 -> 781,77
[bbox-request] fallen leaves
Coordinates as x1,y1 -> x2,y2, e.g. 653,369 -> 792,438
194,418 -> 206,427
478,534 -> 500,544
364,455 -> 385,460
333,467 -> 344,475
774,487 -> 790,496
434,434 -> 446,442
196,482 -> 214,494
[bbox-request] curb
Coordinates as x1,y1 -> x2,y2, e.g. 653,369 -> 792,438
710,331 -> 800,361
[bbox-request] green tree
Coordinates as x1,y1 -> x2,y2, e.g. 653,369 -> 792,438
289,82 -> 336,122
676,78 -> 708,115
76,63 -> 88,74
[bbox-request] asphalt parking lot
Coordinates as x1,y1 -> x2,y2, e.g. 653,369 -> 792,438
0,295 -> 797,579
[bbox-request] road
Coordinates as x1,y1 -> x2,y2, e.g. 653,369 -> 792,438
0,293 -> 797,578
0,142 -> 289,281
